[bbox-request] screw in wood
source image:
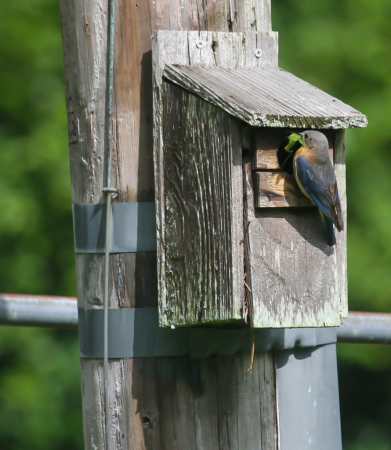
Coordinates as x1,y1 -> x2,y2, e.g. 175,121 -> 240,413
195,39 -> 204,49
254,48 -> 262,58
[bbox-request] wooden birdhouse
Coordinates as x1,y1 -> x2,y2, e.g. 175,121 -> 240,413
153,30 -> 367,328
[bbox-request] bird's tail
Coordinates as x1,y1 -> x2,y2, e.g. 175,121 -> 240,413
323,215 -> 336,246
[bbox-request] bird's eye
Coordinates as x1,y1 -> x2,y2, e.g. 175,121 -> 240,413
304,132 -> 310,140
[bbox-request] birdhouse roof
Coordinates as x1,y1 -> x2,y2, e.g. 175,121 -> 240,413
163,65 -> 367,129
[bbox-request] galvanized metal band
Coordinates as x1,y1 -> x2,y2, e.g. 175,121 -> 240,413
78,307 -> 337,358
276,343 -> 342,450
72,202 -> 157,253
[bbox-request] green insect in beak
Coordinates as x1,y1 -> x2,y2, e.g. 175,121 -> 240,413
285,133 -> 305,152
282,133 -> 305,168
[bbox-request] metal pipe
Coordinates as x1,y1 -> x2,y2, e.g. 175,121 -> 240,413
337,312 -> 391,344
0,294 -> 78,328
1,298 -> 391,345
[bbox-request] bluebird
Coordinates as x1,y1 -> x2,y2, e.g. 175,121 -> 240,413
293,130 -> 344,246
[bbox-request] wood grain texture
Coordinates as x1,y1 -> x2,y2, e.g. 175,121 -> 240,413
161,83 -> 243,327
243,159 -> 255,324
244,130 -> 347,328
259,352 -> 278,450
153,31 -> 278,327
254,150 -> 280,170
163,65 -> 368,128
81,353 -> 277,450
255,172 -> 313,207
76,253 -> 157,309
334,130 -> 348,318
61,0 -> 278,448
125,353 -> 276,450
252,128 -> 334,170
153,30 -> 278,328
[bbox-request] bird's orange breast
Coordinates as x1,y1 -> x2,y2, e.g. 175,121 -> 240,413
294,144 -> 318,162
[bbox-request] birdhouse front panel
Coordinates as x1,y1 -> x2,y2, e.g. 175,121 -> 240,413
159,82 -> 244,327
153,30 -> 366,328
244,128 -> 348,328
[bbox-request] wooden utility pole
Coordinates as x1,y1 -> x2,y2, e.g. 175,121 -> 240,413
60,1 -> 277,448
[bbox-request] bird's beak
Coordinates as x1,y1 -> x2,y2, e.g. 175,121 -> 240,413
299,132 -> 305,139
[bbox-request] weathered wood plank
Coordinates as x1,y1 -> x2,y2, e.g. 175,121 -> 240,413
161,82 -> 243,327
234,0 -> 272,33
259,352 -> 278,450
193,358 -> 220,449
216,356 -> 239,449
153,30 -> 278,84
80,359 -> 135,450
334,130 -> 348,318
125,353 -> 276,450
243,159 -> 255,324
186,31 -> 279,68
76,253 -> 157,309
257,30 -> 279,65
163,66 -> 368,128
153,31 -> 278,324
236,353 -> 266,448
243,132 -> 346,327
255,172 -> 313,208
254,150 -> 280,170
252,128 -> 334,170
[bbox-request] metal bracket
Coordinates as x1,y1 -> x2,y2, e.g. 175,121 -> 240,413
78,307 -> 337,358
276,344 -> 342,450
73,202 -> 156,253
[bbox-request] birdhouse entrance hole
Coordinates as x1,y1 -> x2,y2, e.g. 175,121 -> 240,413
276,137 -> 297,175
251,128 -> 335,208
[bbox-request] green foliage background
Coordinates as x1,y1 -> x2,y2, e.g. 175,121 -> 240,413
0,0 -> 390,448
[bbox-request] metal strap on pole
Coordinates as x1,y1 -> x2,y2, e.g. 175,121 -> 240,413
72,202 -> 157,253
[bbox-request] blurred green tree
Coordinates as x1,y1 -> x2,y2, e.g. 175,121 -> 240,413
0,1 -> 82,449
0,0 -> 390,449
0,1 -> 75,297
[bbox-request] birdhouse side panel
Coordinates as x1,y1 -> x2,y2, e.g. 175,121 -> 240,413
159,83 -> 244,327
334,130 -> 348,318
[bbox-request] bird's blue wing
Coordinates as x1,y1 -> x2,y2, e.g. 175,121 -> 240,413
295,155 -> 336,223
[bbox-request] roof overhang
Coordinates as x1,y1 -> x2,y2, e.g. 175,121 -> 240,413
163,65 -> 367,129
